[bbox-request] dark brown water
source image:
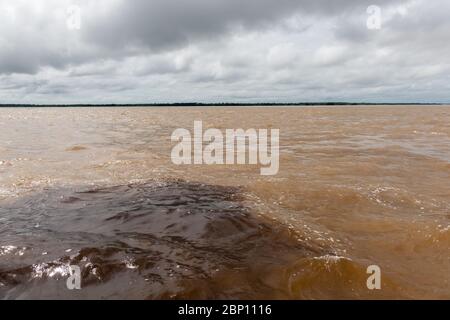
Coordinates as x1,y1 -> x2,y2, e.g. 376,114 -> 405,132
0,181 -> 329,299
0,106 -> 449,299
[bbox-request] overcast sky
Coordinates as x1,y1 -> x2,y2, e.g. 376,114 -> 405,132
0,0 -> 449,104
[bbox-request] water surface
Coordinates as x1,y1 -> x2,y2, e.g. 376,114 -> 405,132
0,106 -> 449,299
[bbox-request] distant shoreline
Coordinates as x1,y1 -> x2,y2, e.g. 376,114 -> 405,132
0,102 -> 447,108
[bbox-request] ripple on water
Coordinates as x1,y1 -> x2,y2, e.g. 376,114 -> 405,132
0,180 -> 358,299
0,180 -> 410,299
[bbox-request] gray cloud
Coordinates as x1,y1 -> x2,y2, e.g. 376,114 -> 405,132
0,0 -> 449,103
83,0 -> 393,51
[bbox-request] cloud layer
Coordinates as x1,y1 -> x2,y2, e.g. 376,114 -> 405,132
0,0 -> 449,103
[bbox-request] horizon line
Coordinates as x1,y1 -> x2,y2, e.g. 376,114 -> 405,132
0,102 -> 448,107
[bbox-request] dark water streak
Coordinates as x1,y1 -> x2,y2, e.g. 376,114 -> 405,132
1,180 -> 347,299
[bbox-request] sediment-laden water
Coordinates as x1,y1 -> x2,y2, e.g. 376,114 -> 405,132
0,106 -> 449,299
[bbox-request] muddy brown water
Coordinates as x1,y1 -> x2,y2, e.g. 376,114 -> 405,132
0,106 -> 449,299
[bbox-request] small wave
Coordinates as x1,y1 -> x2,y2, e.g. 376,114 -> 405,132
0,246 -> 27,257
65,145 -> 88,152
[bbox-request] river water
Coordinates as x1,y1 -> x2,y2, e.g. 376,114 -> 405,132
0,106 -> 449,299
